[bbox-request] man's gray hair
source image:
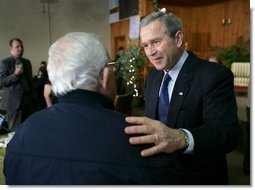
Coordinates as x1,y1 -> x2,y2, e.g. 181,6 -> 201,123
140,11 -> 183,38
47,32 -> 108,96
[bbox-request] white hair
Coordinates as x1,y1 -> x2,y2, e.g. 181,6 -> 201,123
47,32 -> 109,96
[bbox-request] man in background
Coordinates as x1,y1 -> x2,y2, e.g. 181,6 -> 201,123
0,38 -> 35,132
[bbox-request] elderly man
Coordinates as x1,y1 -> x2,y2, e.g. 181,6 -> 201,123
4,32 -> 176,185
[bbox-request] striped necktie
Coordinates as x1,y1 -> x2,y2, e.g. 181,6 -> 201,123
158,74 -> 171,124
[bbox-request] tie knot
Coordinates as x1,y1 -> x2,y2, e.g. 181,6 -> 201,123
162,74 -> 171,86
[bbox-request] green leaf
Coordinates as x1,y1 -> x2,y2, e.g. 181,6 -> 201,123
210,36 -> 250,68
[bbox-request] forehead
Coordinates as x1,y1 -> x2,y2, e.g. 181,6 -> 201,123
140,20 -> 167,42
11,40 -> 22,47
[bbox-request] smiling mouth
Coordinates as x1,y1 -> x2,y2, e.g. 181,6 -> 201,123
153,57 -> 162,62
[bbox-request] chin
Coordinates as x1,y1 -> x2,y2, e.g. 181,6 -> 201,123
152,62 -> 164,70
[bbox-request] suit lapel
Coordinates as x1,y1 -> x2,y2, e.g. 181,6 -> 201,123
145,69 -> 164,119
167,54 -> 195,128
151,71 -> 164,118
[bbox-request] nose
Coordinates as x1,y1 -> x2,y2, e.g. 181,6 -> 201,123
147,44 -> 156,56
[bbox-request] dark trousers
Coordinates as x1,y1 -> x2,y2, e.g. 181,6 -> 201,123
7,93 -> 35,132
243,106 -> 250,174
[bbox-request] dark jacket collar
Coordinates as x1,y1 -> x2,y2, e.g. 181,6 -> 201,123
58,89 -> 114,110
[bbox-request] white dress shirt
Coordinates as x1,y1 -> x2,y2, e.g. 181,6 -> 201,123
159,50 -> 194,154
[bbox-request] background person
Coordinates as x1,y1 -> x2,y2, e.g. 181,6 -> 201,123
4,32 -> 176,185
43,80 -> 58,107
114,47 -> 125,95
124,11 -> 240,185
33,61 -> 47,80
40,61 -> 47,68
0,38 -> 35,132
206,53 -> 223,64
33,65 -> 49,110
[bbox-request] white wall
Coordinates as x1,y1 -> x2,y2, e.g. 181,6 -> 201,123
0,0 -> 110,74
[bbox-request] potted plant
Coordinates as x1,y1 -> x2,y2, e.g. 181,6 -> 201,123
211,36 -> 250,68
115,41 -> 148,106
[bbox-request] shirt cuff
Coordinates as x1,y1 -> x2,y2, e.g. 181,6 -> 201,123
180,128 -> 194,154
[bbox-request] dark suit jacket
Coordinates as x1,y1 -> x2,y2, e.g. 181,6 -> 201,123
4,90 -> 180,185
0,56 -> 33,111
144,52 -> 240,185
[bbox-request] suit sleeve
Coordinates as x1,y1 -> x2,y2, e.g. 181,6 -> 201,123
0,61 -> 19,87
190,66 -> 240,157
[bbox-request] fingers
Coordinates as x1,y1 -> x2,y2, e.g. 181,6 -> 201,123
125,116 -> 162,144
141,143 -> 163,157
129,134 -> 157,144
124,124 -> 147,134
15,64 -> 23,70
154,134 -> 158,142
125,116 -> 146,123
14,65 -> 23,76
125,116 -> 164,140
125,116 -> 169,157
124,116 -> 159,133
126,116 -> 163,126
129,134 -> 162,157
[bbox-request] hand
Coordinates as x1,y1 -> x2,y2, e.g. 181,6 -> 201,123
14,64 -> 23,76
124,116 -> 187,157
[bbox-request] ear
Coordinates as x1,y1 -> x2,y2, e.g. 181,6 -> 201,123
175,30 -> 184,48
98,66 -> 116,101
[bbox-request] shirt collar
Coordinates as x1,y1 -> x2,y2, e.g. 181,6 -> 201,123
164,50 -> 189,82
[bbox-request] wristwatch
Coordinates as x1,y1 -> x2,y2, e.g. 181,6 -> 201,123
183,130 -> 189,148
180,129 -> 189,150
